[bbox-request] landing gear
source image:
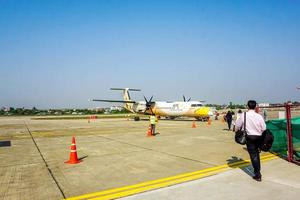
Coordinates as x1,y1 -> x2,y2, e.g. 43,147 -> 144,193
195,117 -> 209,122
165,116 -> 176,120
134,116 -> 140,121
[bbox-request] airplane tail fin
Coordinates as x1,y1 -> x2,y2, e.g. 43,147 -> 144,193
110,88 -> 141,112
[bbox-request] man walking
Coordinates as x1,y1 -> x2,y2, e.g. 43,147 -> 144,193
232,109 -> 243,132
225,110 -> 233,131
235,100 -> 266,181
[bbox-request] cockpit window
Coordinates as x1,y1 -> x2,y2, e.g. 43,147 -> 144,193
191,104 -> 203,107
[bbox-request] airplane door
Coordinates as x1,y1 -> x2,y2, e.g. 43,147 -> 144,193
171,103 -> 184,115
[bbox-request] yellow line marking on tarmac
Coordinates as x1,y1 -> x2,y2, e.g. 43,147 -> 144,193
66,154 -> 278,200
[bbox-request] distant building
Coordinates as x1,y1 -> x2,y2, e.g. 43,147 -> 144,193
93,107 -> 105,112
270,103 -> 284,107
258,103 -> 270,107
109,106 -> 123,111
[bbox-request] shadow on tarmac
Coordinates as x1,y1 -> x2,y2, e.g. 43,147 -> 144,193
226,156 -> 254,177
0,141 -> 11,147
79,155 -> 88,161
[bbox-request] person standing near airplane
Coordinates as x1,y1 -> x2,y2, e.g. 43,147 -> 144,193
235,100 -> 266,181
150,115 -> 157,136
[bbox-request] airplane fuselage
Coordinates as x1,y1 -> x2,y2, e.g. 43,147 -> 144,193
132,101 -> 213,118
92,88 -> 214,120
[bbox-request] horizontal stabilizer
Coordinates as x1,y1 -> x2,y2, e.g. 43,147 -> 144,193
92,99 -> 136,103
110,88 -> 141,91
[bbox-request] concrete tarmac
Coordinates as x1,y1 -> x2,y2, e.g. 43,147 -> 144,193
0,117 -> 299,199
121,159 -> 300,200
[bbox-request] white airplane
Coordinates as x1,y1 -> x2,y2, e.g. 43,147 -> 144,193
92,88 -> 214,121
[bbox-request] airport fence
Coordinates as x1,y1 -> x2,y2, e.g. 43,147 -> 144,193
259,103 -> 300,165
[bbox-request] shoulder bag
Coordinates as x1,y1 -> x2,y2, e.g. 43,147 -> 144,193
260,129 -> 274,151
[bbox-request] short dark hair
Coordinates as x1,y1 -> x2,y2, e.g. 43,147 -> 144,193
247,100 -> 257,110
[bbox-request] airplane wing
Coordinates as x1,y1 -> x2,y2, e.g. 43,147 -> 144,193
91,99 -> 136,103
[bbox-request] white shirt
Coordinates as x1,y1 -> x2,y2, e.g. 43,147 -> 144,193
233,112 -> 243,125
235,110 -> 266,136
236,113 -> 243,121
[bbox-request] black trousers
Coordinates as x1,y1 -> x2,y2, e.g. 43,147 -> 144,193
227,120 -> 232,130
246,135 -> 263,177
151,124 -> 156,135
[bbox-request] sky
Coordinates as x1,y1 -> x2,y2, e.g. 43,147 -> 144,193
0,0 -> 300,109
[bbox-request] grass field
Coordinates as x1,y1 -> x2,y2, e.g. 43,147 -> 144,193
31,113 -> 140,120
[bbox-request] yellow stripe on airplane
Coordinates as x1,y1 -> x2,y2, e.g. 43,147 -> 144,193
194,107 -> 210,116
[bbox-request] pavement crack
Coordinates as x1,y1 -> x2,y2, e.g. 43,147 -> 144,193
24,122 -> 66,199
267,179 -> 300,190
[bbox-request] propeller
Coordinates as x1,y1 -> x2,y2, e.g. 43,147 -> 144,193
144,95 -> 155,115
183,95 -> 191,102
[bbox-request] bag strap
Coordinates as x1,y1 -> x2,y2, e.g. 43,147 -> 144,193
243,112 -> 247,134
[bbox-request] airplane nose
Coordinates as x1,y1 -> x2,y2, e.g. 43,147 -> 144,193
195,107 -> 212,116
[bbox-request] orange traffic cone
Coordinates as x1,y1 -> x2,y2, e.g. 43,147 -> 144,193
147,125 -> 153,137
65,136 -> 81,164
192,121 -> 196,128
207,118 -> 211,126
